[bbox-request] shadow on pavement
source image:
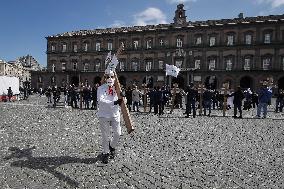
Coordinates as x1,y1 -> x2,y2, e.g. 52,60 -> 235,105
4,146 -> 101,188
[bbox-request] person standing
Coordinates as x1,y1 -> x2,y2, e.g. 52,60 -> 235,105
125,86 -> 133,111
185,84 -> 198,118
203,88 -> 213,116
97,70 -> 122,164
91,84 -> 98,110
228,86 -> 245,118
256,82 -> 273,118
7,87 -> 13,102
275,89 -> 284,113
132,86 -> 142,112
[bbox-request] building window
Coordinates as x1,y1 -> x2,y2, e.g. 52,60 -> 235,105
96,42 -> 101,51
73,44 -> 78,52
51,45 -> 55,52
38,76 -> 42,83
209,59 -> 216,70
244,58 -> 251,70
62,44 -> 67,52
209,36 -> 216,46
196,36 -> 202,45
84,42 -> 88,52
158,60 -> 164,70
146,40 -> 152,49
119,61 -> 125,71
51,76 -> 55,83
176,38 -> 183,48
175,60 -> 183,68
262,57 -> 271,70
227,35 -> 234,46
62,62 -> 66,71
95,60 -> 100,72
159,39 -> 164,46
145,61 -> 152,71
83,62 -> 89,71
107,42 -> 113,51
52,63 -> 55,72
73,62 -> 77,70
264,33 -> 271,44
245,34 -> 252,45
226,58 -> 233,70
133,40 -> 139,49
195,59 -> 201,69
132,61 -> 138,71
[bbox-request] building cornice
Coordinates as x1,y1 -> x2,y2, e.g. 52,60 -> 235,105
46,14 -> 284,39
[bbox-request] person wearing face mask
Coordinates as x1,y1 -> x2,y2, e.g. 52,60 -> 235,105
97,70 -> 123,164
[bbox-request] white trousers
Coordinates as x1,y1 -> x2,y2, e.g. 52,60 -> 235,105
99,116 -> 121,154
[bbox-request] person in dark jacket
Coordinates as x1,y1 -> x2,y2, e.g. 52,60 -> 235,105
203,88 -> 213,116
275,89 -> 284,113
228,86 -> 245,118
91,84 -> 98,110
7,87 -> 13,102
125,86 -> 133,111
185,84 -> 198,118
256,82 -> 273,118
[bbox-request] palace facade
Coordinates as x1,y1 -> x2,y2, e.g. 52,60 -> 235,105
31,4 -> 284,90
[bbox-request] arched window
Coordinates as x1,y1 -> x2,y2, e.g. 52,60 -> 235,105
62,42 -> 67,52
243,55 -> 253,70
83,59 -> 89,71
131,58 -> 139,71
176,36 -> 183,48
83,41 -> 89,52
262,54 -> 272,70
263,29 -> 273,44
226,32 -> 236,46
95,59 -> 101,72
61,59 -> 66,71
208,56 -> 217,70
224,55 -> 234,70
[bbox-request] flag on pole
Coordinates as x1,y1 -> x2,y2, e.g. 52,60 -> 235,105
166,64 -> 180,78
106,54 -> 119,72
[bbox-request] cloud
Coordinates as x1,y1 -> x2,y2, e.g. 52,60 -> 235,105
133,7 -> 167,26
110,20 -> 126,28
255,0 -> 284,8
166,0 -> 197,4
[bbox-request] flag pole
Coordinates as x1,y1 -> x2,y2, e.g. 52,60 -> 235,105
109,45 -> 134,134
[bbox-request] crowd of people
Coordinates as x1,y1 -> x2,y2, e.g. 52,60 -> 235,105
40,81 -> 284,119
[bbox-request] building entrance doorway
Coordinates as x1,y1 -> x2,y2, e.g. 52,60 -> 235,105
205,76 -> 217,89
71,76 -> 79,86
94,76 -> 101,86
240,76 -> 253,90
278,76 -> 284,90
172,75 -> 185,89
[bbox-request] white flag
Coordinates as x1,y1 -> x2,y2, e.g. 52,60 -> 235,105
107,54 -> 119,72
166,64 -> 180,78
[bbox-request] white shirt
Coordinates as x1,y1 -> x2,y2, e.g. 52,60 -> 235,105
97,84 -> 120,118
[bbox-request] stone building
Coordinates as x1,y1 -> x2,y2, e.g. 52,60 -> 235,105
1,55 -> 41,88
32,4 -> 284,90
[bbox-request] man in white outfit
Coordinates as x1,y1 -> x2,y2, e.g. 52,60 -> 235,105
97,70 -> 122,164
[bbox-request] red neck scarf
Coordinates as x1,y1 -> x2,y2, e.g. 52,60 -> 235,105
108,86 -> 113,95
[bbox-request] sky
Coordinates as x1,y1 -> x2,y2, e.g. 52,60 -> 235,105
0,0 -> 284,67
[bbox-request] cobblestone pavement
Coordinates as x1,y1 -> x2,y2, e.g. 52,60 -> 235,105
0,95 -> 284,189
